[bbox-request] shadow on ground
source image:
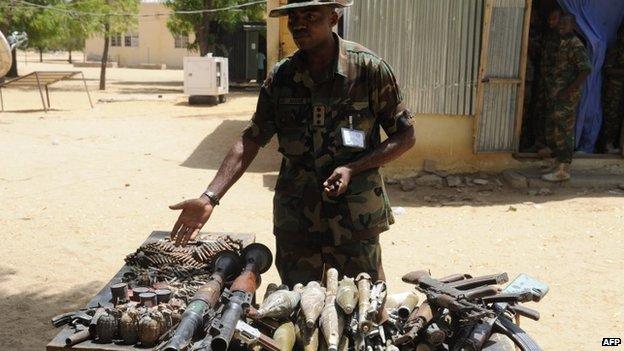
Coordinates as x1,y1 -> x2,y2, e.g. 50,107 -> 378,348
182,119 -> 281,173
0,267 -> 103,350
386,181 -> 624,208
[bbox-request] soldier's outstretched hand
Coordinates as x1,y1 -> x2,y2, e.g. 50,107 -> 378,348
323,166 -> 353,197
169,197 -> 214,246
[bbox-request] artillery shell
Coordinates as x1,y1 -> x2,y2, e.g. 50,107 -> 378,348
319,295 -> 344,351
257,290 -> 301,320
325,268 -> 339,296
274,321 -> 296,351
336,278 -> 358,314
295,312 -> 319,351
301,281 -> 326,328
355,273 -> 372,332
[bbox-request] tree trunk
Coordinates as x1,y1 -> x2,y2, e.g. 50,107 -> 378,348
197,0 -> 213,56
7,49 -> 18,78
100,22 -> 110,91
39,48 -> 43,62
68,50 -> 72,63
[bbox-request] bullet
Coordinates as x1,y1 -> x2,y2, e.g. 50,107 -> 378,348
257,290 -> 301,320
274,321 -> 296,351
355,273 -> 372,333
336,277 -> 358,314
301,281 -> 326,328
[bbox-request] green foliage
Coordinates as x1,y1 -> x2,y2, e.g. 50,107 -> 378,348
165,0 -> 265,53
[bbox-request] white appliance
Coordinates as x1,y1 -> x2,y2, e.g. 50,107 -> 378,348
183,54 -> 229,104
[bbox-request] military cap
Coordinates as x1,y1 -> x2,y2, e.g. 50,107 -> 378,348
269,0 -> 353,18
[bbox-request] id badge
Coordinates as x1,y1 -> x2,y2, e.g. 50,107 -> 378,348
341,127 -> 366,149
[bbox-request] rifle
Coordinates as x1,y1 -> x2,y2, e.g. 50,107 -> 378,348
160,250 -> 242,351
208,243 -> 273,351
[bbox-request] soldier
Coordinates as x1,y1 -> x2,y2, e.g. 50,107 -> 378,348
168,0 -> 416,287
600,22 -> 624,154
534,8 -> 562,155
542,14 -> 591,182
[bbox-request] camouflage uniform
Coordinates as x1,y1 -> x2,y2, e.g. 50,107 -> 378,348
544,34 -> 591,164
534,31 -> 561,148
242,34 -> 411,287
601,38 -> 624,145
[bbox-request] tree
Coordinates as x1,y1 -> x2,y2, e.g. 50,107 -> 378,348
165,0 -> 265,56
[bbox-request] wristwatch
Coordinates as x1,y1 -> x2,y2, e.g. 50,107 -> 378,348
202,190 -> 220,206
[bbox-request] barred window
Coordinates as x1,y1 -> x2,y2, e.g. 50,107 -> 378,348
124,33 -> 139,47
110,34 -> 122,47
174,35 -> 189,49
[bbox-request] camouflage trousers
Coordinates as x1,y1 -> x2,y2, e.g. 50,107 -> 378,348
601,78 -> 624,144
545,93 -> 580,164
275,236 -> 385,288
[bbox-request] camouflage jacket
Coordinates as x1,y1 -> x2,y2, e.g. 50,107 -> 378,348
539,31 -> 561,76
547,34 -> 591,98
604,39 -> 624,82
242,34 -> 412,245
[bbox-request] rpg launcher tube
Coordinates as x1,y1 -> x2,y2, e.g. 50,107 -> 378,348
397,293 -> 420,320
65,328 -> 91,347
336,278 -> 358,314
210,243 -> 272,351
301,281 -> 326,328
162,250 -> 242,351
274,321 -> 296,351
355,273 -> 372,333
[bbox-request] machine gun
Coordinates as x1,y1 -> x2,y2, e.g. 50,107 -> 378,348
160,250 -> 243,351
201,243 -> 273,351
396,270 -> 548,351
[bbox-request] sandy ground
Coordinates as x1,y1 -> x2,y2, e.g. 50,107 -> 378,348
1,53 -> 623,350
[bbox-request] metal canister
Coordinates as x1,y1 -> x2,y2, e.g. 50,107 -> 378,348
131,287 -> 150,302
140,292 -> 158,307
110,282 -> 129,304
155,289 -> 172,304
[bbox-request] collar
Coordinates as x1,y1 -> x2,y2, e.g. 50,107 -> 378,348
291,33 -> 349,79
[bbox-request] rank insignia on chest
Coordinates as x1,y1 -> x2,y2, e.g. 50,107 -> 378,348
312,104 -> 326,127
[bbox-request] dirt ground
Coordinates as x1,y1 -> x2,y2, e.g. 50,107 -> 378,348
1,53 -> 623,350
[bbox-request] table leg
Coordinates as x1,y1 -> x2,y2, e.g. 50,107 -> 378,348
35,73 -> 47,112
45,85 -> 51,109
80,72 -> 94,108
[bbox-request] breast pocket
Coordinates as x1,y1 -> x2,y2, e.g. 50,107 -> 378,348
276,105 -> 309,158
345,169 -> 389,231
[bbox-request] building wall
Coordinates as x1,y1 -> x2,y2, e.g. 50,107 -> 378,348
84,3 -> 198,69
265,0 -> 523,173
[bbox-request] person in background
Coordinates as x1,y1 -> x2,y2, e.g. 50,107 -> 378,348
257,51 -> 267,85
542,14 -> 591,182
600,22 -> 624,154
535,8 -> 562,156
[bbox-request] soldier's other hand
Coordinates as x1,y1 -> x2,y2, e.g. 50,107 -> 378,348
323,166 -> 353,197
169,197 -> 214,246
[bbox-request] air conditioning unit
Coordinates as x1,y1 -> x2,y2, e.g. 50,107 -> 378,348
183,54 -> 229,104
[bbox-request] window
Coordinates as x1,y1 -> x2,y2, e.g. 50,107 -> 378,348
124,33 -> 139,47
174,35 -> 189,49
110,34 -> 122,47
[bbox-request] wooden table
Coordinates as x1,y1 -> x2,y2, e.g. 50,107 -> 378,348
46,231 -> 255,351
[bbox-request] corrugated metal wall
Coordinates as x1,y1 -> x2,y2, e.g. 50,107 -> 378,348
344,0 -> 484,116
475,0 -> 527,152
